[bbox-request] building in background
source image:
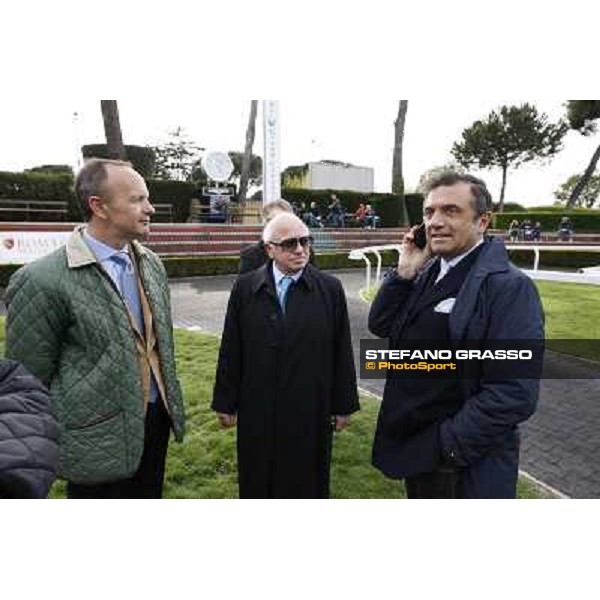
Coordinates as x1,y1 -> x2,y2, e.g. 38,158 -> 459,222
283,160 -> 374,193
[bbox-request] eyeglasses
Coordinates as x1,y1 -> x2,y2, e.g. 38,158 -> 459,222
268,235 -> 313,252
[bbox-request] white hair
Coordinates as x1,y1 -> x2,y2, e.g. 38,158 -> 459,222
262,213 -> 308,243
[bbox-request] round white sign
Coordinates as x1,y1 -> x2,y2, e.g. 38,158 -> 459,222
202,151 -> 234,182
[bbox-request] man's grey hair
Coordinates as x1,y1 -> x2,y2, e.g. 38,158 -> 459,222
262,213 -> 308,243
262,199 -> 293,222
74,158 -> 133,221
422,171 -> 493,216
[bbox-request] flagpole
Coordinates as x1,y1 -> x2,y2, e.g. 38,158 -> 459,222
262,101 -> 281,205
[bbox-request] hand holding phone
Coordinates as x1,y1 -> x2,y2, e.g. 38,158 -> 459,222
398,223 -> 431,280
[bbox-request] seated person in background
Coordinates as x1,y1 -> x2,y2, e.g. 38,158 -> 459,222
291,201 -> 302,217
520,218 -> 534,241
557,216 -> 574,242
209,194 -> 229,223
303,201 -> 322,228
355,203 -> 368,227
364,204 -> 381,229
0,359 -> 59,498
508,219 -> 520,242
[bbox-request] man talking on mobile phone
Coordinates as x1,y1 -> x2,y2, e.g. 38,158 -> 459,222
368,172 -> 544,499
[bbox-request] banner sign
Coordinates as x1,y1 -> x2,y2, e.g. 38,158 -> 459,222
0,231 -> 71,264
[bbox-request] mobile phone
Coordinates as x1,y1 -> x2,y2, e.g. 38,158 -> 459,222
412,223 -> 427,250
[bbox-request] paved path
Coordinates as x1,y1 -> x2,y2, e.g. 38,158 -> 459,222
170,269 -> 600,499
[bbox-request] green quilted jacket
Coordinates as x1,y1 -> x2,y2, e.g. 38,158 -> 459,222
4,228 -> 185,484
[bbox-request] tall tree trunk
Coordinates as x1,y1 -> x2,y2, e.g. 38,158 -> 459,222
392,100 -> 409,226
498,164 -> 508,212
567,141 -> 600,208
101,100 -> 125,160
238,100 -> 258,206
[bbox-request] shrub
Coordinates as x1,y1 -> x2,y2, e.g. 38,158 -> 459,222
82,144 -> 156,178
25,165 -> 74,176
0,170 -> 78,221
494,211 -> 600,233
146,179 -> 197,222
163,255 -> 239,278
405,193 -> 424,225
507,249 -> 600,270
316,250 -> 398,271
499,202 -> 527,212
2,249 -> 596,290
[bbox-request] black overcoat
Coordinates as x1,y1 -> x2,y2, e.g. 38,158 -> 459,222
212,262 -> 359,498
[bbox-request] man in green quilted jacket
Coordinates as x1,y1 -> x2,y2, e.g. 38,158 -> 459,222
5,159 -> 186,498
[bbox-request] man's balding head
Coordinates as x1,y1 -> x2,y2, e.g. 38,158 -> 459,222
263,213 -> 311,275
263,213 -> 309,244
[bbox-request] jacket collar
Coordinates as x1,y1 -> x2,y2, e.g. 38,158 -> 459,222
391,236 -> 509,344
251,260 -> 315,295
416,235 -> 507,282
448,235 -> 510,339
66,225 -> 149,269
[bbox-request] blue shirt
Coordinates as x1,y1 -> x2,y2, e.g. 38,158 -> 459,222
272,263 -> 304,287
82,230 -> 158,403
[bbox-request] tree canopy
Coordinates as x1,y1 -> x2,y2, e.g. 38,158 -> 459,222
564,100 -> 600,208
153,127 -> 262,195
555,171 -> 600,208
153,127 -> 203,182
452,103 -> 567,211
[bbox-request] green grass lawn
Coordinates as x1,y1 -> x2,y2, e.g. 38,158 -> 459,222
38,329 -> 552,499
535,281 -> 600,339
4,277 -> 587,500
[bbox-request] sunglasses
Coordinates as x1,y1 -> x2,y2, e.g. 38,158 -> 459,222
268,235 -> 314,252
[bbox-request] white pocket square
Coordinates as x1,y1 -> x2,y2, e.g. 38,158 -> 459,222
434,298 -> 456,314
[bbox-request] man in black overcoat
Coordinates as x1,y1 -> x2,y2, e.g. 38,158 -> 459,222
213,213 -> 359,498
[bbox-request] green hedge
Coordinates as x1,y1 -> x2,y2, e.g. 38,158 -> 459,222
390,197 -> 526,226
500,202 -> 527,212
523,205 -> 596,212
0,169 -> 197,223
0,170 -> 73,201
2,249 -> 597,288
146,179 -> 196,222
405,193 -> 424,225
0,170 -> 79,221
26,165 -> 74,176
507,250 -> 600,270
82,144 -> 156,179
494,211 -> 600,233
317,250 -> 399,270
279,187 -> 406,227
162,251 -> 390,278
163,255 -> 239,277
